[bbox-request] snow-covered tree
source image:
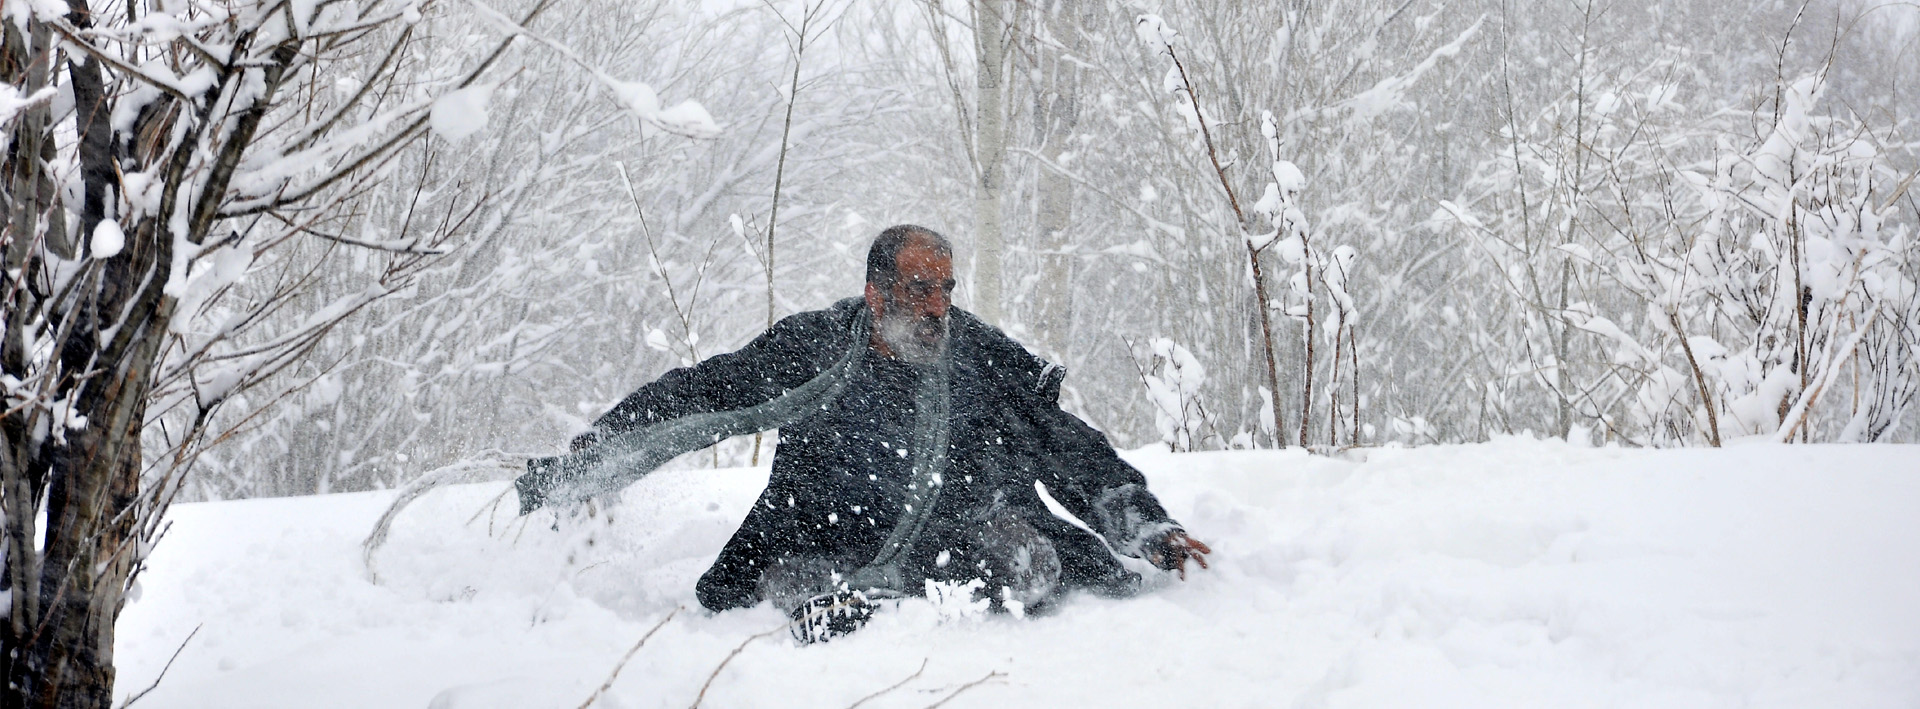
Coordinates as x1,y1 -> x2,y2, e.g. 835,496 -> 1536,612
0,0 -> 513,701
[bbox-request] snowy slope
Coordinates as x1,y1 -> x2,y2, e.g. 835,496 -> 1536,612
114,439 -> 1920,708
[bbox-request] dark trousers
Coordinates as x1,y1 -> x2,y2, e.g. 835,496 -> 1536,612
755,510 -> 1063,613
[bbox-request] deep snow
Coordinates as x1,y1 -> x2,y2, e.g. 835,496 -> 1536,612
114,439 -> 1920,708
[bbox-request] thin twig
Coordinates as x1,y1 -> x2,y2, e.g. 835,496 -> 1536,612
266,210 -> 448,254
1776,302 -> 1882,442
616,163 -> 700,364
465,485 -> 513,528
847,658 -> 928,709
689,624 -> 787,708
752,0 -> 821,467
1668,310 -> 1722,446
119,624 -> 202,709
1163,41 -> 1287,447
924,670 -> 1005,709
577,608 -> 681,709
764,0 -> 821,331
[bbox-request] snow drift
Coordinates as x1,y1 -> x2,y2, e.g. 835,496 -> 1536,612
115,439 -> 1920,708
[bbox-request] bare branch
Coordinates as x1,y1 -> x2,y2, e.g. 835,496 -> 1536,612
688,624 -> 786,708
577,608 -> 681,709
846,658 -> 928,709
116,624 -> 201,709
924,670 -> 1006,709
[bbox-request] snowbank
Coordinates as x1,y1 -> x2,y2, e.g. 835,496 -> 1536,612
115,439 -> 1920,708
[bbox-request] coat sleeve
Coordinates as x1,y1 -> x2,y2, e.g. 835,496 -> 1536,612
1023,404 -> 1182,558
957,312 -> 1181,559
589,308 -> 845,439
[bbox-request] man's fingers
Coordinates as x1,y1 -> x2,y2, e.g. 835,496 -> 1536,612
1189,536 -> 1210,570
1157,533 -> 1215,578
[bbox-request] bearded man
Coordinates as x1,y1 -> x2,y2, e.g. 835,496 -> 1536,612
515,225 -> 1208,642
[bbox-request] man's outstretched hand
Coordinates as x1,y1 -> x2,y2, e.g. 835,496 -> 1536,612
1146,530 -> 1212,580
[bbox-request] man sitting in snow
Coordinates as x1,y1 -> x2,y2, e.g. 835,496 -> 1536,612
515,225 -> 1208,642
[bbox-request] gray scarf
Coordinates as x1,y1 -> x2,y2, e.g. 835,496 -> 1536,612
514,307 -> 954,592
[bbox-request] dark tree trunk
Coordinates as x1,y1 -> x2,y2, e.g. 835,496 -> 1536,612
2,1 -> 178,704
0,0 -> 456,703
3,172 -> 174,709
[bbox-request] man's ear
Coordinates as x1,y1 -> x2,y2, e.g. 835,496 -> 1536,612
864,282 -> 884,317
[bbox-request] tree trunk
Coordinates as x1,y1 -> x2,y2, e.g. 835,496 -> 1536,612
25,331 -> 158,709
6,0 -> 448,702
971,0 -> 1008,326
1030,0 -> 1084,356
2,6 -> 178,699
1,1 -> 269,702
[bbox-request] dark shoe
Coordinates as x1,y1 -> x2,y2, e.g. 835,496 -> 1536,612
789,589 -> 877,645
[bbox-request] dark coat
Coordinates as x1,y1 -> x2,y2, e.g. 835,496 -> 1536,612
589,298 -> 1181,612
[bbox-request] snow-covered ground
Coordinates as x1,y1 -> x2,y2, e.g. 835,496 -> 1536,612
115,439 -> 1920,708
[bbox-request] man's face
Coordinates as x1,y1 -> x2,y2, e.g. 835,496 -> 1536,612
868,242 -> 955,364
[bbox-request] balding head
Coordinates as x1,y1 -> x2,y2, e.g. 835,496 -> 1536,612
865,225 -> 952,289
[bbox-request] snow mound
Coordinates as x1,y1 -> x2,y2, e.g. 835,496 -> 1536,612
114,440 -> 1920,708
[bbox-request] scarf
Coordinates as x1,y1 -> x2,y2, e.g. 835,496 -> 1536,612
514,306 -> 955,593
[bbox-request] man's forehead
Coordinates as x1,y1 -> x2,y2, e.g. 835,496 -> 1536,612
895,243 -> 953,278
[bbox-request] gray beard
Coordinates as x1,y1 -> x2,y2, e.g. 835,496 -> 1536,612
877,308 -> 949,365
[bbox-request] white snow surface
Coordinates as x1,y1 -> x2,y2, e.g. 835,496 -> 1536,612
115,439 -> 1920,708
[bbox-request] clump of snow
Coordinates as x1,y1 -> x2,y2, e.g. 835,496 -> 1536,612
924,578 -> 989,622
643,328 -> 672,353
91,219 -> 125,258
1274,235 -> 1305,265
430,85 -> 493,141
5,0 -> 66,29
1723,366 -> 1799,435
1749,75 -> 1823,190
652,99 -> 720,139
1252,116 -> 1313,263
1323,244 -> 1358,322
1430,199 -> 1485,231
601,82 -> 718,139
0,84 -> 55,127
1141,338 -> 1207,450
1271,160 -> 1305,197
1160,63 -> 1183,95
1252,183 -> 1283,217
1338,17 -> 1483,124
1564,304 -> 1655,365
607,79 -> 659,119
1134,14 -> 1178,49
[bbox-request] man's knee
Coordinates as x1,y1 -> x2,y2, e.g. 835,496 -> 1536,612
755,555 -> 845,612
971,511 -> 1063,609
696,562 -> 760,613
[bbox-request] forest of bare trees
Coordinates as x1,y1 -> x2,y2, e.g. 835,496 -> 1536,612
210,0 -> 1912,488
2,0 -> 1915,702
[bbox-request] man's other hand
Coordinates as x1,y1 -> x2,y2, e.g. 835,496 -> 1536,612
1147,530 -> 1212,580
